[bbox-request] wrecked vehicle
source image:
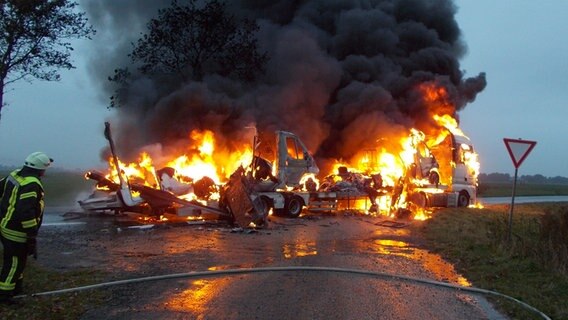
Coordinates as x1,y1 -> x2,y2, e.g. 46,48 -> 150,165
79,124 -> 318,226
243,130 -> 327,218
79,123 -> 242,224
79,119 -> 479,225
80,129 -> 335,225
304,127 -> 478,217
421,130 -> 478,207
400,128 -> 478,209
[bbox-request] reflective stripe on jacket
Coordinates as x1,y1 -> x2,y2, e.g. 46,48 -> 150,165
0,170 -> 44,243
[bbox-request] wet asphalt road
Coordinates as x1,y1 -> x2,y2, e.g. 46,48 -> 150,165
37,207 -> 507,320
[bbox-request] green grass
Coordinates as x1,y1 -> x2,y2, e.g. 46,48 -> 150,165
0,259 -> 108,319
413,204 -> 568,320
478,182 -> 568,197
0,169 -> 94,206
41,170 -> 94,206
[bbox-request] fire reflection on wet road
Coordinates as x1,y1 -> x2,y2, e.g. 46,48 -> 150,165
42,211 -> 502,319
282,242 -> 318,259
166,272 -> 229,315
371,238 -> 471,287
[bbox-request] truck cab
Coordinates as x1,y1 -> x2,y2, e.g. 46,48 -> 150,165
247,131 -> 320,217
427,131 -> 478,207
275,131 -> 320,187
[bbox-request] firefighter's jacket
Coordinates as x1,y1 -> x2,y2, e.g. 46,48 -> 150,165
0,170 -> 44,243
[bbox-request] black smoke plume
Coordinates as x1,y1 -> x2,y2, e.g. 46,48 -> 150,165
82,0 -> 486,173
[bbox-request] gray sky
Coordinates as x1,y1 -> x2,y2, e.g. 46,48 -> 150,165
456,0 -> 568,177
1,0 -> 567,177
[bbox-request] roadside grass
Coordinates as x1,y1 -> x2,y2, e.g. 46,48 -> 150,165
479,182 -> 568,197
413,203 -> 568,320
0,257 -> 107,319
0,169 -> 94,207
41,169 -> 94,206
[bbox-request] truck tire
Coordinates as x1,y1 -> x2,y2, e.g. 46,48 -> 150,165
259,196 -> 273,216
286,195 -> 304,218
428,171 -> 440,186
409,191 -> 428,208
457,191 -> 470,207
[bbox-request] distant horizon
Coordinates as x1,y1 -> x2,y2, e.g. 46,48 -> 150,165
0,163 -> 565,179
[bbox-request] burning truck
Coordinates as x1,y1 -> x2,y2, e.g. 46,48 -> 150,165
79,111 -> 479,226
77,0 -> 486,227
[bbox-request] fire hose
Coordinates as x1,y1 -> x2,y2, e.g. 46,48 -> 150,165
14,266 -> 550,320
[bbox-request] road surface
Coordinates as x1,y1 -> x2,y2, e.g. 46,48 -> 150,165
37,208 -> 507,319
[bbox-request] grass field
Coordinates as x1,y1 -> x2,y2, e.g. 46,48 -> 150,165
413,204 -> 568,320
478,181 -> 568,197
0,169 -> 94,207
0,265 -> 106,319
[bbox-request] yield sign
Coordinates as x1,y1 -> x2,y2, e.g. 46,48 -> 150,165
503,138 -> 537,168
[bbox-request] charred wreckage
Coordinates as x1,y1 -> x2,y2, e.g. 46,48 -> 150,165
78,121 -> 479,228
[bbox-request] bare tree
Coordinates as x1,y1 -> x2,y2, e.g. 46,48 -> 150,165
109,0 -> 267,108
0,0 -> 95,121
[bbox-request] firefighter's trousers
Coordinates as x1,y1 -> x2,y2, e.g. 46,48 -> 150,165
0,236 -> 27,297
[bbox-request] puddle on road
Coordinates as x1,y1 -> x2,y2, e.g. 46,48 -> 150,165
166,279 -> 224,314
282,242 -> 318,259
371,238 -> 471,287
165,266 -> 229,314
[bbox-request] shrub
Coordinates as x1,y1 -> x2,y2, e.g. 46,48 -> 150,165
539,205 -> 568,275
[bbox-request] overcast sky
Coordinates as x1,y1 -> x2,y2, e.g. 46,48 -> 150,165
1,0 -> 567,177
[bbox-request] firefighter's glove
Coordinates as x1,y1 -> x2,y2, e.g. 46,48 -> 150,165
27,237 -> 37,259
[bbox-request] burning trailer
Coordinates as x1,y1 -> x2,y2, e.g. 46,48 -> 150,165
79,122 -> 268,227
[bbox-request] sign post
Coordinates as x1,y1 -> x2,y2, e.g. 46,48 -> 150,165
503,138 -> 537,242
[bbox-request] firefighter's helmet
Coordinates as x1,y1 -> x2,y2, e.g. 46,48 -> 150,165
24,152 -> 53,170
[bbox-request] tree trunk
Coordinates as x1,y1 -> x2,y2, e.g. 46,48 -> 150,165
0,79 -> 4,123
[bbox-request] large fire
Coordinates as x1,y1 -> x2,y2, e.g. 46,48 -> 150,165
105,129 -> 253,188
97,82 -> 480,220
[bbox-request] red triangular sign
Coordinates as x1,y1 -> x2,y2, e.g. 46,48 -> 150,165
503,138 -> 537,169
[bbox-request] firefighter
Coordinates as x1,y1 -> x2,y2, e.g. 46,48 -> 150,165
0,152 -> 53,303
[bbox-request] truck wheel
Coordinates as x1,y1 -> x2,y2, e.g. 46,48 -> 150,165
286,196 -> 304,218
409,192 -> 427,208
259,196 -> 272,216
457,191 -> 470,207
428,171 -> 440,186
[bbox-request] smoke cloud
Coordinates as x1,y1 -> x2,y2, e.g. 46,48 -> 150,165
81,0 -> 486,171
